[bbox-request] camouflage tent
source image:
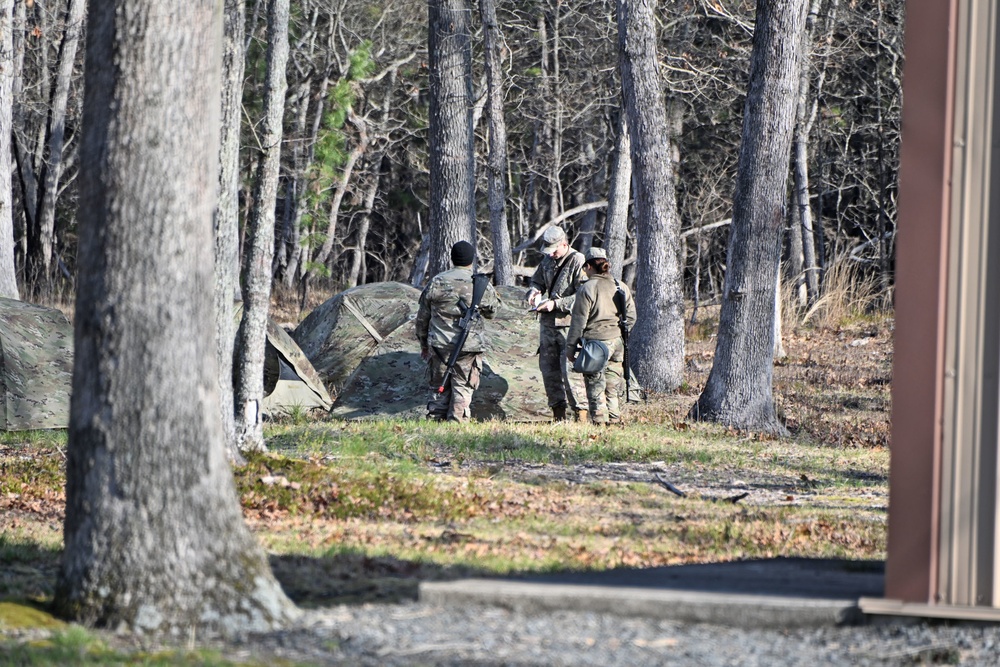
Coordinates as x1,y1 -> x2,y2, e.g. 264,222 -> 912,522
0,298 -> 73,430
329,284 -> 551,422
234,303 -> 332,417
260,318 -> 333,417
292,282 -> 421,395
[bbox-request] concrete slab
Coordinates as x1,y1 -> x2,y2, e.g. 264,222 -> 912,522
419,558 -> 885,629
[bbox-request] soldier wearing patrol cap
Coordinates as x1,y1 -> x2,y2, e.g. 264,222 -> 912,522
566,246 -> 636,425
525,225 -> 588,422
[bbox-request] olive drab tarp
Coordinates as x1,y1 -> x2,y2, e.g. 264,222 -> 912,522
292,281 -> 422,395
0,298 -> 73,430
234,302 -> 333,417
328,284 -> 551,422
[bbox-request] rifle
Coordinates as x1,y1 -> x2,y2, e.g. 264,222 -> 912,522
613,282 -> 632,401
439,273 -> 491,393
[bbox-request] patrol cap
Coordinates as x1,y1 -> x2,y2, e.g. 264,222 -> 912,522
540,226 -> 567,253
585,247 -> 607,262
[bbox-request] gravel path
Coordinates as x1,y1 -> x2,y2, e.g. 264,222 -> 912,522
214,601 -> 1000,666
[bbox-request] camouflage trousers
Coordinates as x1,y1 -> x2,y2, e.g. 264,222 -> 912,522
538,325 -> 585,411
426,348 -> 482,422
581,337 -> 625,424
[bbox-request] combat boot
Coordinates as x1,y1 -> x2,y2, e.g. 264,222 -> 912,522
574,408 -> 589,423
551,404 -> 568,422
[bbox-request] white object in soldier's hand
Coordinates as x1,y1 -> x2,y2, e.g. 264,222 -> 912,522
527,290 -> 542,308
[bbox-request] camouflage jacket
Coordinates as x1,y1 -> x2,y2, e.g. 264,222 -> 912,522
566,273 -> 637,352
415,267 -> 499,353
527,249 -> 586,328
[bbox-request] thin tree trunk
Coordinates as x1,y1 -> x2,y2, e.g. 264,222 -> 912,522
603,110 -> 631,281
33,0 -> 86,286
57,0 -> 295,634
11,0 -> 34,266
577,137 -> 603,255
347,167 -> 378,288
234,0 -> 289,452
0,0 -> 17,298
480,0 -> 514,285
787,190 -> 806,306
312,110 -> 368,273
216,0 -> 246,462
427,0 -> 476,275
692,0 -> 808,434
550,2 -> 563,217
617,0 -> 685,392
791,0 -> 823,305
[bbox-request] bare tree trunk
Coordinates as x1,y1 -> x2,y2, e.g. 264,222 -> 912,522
603,110 -> 631,281
428,0 -> 476,275
33,0 -> 86,286
787,191 -> 806,306
347,167 -> 378,288
235,0 -> 289,452
617,0 -> 685,392
480,0 -> 514,285
577,136 -> 602,255
10,0 -> 33,266
57,0 -> 295,635
311,111 -> 368,272
0,0 -> 18,298
216,0 -> 246,462
791,0 -> 823,305
692,0 -> 808,435
550,2 -> 564,217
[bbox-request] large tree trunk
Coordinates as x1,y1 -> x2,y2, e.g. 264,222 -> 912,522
427,0 -> 476,277
56,0 -> 295,634
33,0 -> 86,288
603,110 -> 631,281
216,0 -> 246,462
234,0 -> 289,452
691,0 -> 808,434
480,0 -> 514,285
0,0 -> 18,298
617,0 -> 684,392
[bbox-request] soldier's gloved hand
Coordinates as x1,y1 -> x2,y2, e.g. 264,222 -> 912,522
535,299 -> 556,313
420,346 -> 431,361
526,289 -> 542,308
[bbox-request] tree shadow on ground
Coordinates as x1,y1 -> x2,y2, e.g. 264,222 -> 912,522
269,550 -> 488,608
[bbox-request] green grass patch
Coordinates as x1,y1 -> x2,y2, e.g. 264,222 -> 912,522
0,625 -> 289,666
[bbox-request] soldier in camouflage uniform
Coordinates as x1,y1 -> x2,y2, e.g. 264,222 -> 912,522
566,247 -> 636,425
415,241 -> 500,422
525,225 -> 588,422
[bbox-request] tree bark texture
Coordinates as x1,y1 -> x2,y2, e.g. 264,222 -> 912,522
57,0 -> 294,635
235,0 -> 289,452
216,0 -> 246,461
427,0 -> 476,277
0,0 -> 19,298
617,0 -> 685,392
692,0 -> 808,434
34,0 -> 86,284
603,110 -> 631,281
480,0 -> 514,286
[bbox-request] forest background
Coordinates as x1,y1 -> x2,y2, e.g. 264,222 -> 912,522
0,0 -> 906,647
2,0 -> 901,317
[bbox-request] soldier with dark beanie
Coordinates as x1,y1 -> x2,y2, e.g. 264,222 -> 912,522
415,241 -> 499,422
